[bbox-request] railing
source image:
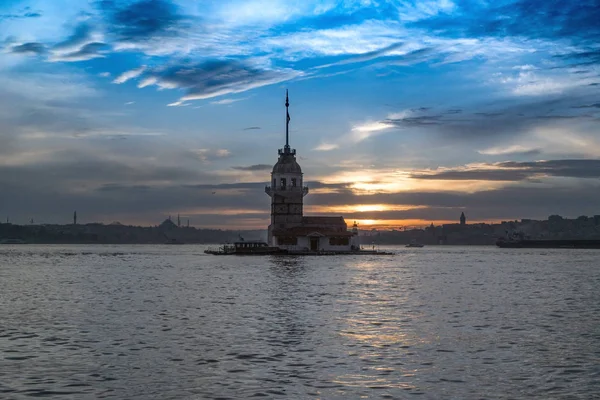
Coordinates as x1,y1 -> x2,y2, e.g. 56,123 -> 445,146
265,185 -> 309,194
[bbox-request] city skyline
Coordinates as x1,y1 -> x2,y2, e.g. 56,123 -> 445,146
1,0 -> 599,229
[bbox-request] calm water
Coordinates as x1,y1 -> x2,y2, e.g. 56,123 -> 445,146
0,245 -> 598,399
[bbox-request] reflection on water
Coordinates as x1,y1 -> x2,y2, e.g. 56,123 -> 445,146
0,245 -> 599,399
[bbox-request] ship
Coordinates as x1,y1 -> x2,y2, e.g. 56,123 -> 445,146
204,240 -> 288,255
496,238 -> 600,249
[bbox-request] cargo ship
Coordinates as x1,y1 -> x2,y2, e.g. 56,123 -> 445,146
496,238 -> 600,249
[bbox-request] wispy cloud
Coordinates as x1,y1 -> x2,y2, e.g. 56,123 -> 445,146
113,65 -> 147,84
232,164 -> 271,171
210,97 -> 248,105
478,145 -> 542,156
350,121 -> 394,142
10,42 -> 46,55
314,142 -> 339,151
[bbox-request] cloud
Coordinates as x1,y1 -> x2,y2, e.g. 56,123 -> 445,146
231,164 -> 272,171
192,148 -> 231,163
52,22 -> 96,53
0,8 -> 43,20
316,41 -> 406,68
49,42 -> 109,62
138,59 -> 301,104
350,120 -> 394,142
410,159 -> 600,181
10,42 -> 46,55
100,0 -> 188,44
314,142 -> 339,151
113,65 -> 147,84
210,97 -> 248,105
242,126 -> 261,130
49,22 -> 108,62
573,103 -> 600,109
409,0 -> 600,44
478,145 -> 542,156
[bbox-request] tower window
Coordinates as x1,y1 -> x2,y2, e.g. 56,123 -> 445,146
273,179 -> 276,187
291,178 -> 297,187
281,178 -> 286,188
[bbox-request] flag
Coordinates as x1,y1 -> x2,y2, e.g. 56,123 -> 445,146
287,111 -> 290,123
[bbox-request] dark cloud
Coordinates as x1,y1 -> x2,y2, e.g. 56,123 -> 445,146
498,159 -> 600,179
11,42 -> 46,55
52,42 -> 109,62
143,59 -> 298,103
53,22 -> 94,53
385,114 -> 444,127
557,49 -> 600,67
475,112 -> 504,117
380,95 -> 600,143
409,159 -> 600,181
410,169 -> 531,182
0,8 -> 42,20
243,127 -> 261,130
48,22 -> 108,61
100,0 -> 186,42
409,0 -> 600,44
573,103 -> 600,109
232,164 -> 272,171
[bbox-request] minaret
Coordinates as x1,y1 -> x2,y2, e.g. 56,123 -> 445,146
265,90 -> 308,247
73,211 -> 77,225
460,212 -> 466,226
177,214 -> 181,227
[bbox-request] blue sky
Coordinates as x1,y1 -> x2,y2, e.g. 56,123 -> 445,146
1,0 -> 599,228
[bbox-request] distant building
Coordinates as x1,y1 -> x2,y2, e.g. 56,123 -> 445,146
265,91 -> 357,252
460,212 -> 466,225
159,218 -> 178,231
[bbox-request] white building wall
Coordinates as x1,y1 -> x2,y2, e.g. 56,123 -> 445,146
273,235 -> 360,252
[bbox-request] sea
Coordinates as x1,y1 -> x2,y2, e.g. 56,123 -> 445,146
0,245 -> 598,399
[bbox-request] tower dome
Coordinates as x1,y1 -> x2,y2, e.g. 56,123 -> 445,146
272,152 -> 302,174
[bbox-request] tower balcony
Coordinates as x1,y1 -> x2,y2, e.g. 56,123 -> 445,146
265,185 -> 309,197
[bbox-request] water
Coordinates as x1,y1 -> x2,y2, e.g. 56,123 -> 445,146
1,245 -> 599,399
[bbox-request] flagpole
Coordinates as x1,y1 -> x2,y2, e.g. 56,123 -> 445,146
285,89 -> 289,152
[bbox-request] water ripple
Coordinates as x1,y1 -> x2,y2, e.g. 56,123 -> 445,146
0,245 -> 598,398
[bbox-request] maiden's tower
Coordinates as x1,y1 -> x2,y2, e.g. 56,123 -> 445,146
265,91 -> 357,252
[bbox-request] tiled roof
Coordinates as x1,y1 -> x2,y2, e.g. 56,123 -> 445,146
302,216 -> 346,225
272,226 -> 354,237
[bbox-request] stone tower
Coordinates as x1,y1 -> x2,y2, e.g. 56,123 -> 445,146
265,90 -> 308,246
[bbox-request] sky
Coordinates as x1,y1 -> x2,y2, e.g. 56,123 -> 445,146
1,0 -> 599,229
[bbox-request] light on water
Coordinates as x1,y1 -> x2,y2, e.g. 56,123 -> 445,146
1,245 -> 599,399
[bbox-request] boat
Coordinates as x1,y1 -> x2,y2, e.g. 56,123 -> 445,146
204,240 -> 288,255
406,239 -> 424,248
496,238 -> 600,249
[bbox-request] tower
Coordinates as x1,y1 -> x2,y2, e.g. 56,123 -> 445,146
460,212 -> 466,226
73,211 -> 77,225
265,90 -> 308,246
